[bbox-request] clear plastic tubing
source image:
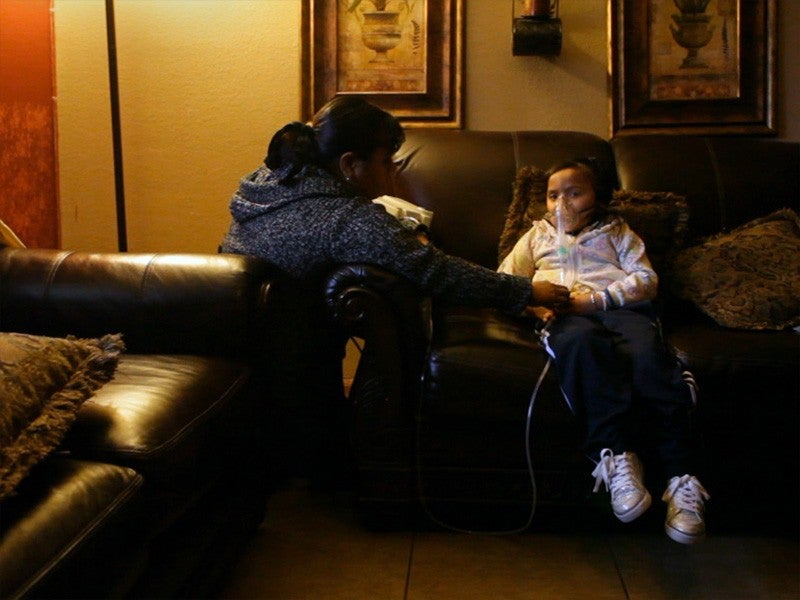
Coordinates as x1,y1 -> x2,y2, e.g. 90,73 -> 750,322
554,198 -> 575,289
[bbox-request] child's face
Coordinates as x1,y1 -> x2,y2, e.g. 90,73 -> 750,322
546,166 -> 597,232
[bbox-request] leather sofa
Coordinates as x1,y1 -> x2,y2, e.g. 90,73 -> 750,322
326,130 -> 800,533
0,248 -> 275,599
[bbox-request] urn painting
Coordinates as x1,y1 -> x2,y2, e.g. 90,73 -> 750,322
339,0 -> 426,93
649,0 -> 740,101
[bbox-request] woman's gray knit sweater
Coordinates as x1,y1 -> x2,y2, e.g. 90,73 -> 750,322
221,164 -> 532,314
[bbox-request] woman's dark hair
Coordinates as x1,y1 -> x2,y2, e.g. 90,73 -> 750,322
546,157 -> 614,207
264,121 -> 318,180
264,96 -> 404,182
313,96 -> 404,163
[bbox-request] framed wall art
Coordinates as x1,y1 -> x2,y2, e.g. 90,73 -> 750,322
610,0 -> 776,136
302,0 -> 464,128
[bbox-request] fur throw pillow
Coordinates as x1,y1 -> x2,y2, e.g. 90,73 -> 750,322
0,332 -> 124,499
498,166 -> 549,264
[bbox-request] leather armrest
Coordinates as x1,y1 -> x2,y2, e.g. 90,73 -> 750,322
325,263 -> 429,337
0,248 -> 275,356
325,264 -> 430,425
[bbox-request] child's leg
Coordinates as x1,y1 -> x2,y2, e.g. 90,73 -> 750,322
543,314 -> 633,460
545,314 -> 654,523
598,308 -> 696,479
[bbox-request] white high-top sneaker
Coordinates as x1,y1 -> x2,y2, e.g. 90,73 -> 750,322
591,448 -> 652,523
662,475 -> 710,544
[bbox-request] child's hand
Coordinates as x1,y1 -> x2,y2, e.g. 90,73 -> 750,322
531,281 -> 570,307
557,292 -> 598,315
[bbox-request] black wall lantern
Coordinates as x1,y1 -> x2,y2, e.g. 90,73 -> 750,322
513,0 -> 561,56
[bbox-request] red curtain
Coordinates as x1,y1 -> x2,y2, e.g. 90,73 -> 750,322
0,0 -> 59,249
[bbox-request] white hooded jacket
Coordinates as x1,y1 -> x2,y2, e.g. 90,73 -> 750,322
498,214 -> 658,309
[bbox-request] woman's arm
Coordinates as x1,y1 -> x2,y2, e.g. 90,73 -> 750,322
328,198 -> 535,313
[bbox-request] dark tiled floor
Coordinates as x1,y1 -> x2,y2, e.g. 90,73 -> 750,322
220,480 -> 799,599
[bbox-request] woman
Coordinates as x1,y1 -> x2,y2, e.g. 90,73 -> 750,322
221,96 -> 567,483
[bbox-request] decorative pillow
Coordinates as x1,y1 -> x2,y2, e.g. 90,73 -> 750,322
498,166 -> 549,264
608,190 -> 689,278
671,208 -> 800,330
498,166 -> 689,278
0,332 -> 124,499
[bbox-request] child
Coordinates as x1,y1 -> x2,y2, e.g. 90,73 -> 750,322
498,158 -> 709,544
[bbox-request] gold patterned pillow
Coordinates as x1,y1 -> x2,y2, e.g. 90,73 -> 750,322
671,209 -> 800,330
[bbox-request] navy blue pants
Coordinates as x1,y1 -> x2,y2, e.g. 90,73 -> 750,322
541,302 -> 696,479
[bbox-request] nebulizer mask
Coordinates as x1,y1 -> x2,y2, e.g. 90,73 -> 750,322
553,196 -> 579,290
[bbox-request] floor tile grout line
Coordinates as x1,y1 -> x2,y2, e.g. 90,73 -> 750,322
606,535 -> 632,600
403,530 -> 417,600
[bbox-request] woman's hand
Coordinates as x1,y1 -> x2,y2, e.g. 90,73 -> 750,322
524,305 -> 556,323
571,292 -> 595,314
531,280 -> 570,307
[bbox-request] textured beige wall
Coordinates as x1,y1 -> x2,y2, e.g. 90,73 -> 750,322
54,0 -> 301,253
53,0 -> 117,251
466,1 -> 609,135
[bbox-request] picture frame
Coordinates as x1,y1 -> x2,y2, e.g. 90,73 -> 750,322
301,0 -> 464,128
610,0 -> 776,136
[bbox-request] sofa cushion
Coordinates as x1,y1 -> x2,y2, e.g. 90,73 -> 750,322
420,306 -> 586,515
61,354 -> 252,487
0,457 -> 143,599
0,332 -> 124,499
671,208 -> 800,330
499,166 -> 689,277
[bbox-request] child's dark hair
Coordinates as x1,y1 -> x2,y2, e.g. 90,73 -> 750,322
547,157 -> 614,207
264,96 -> 404,183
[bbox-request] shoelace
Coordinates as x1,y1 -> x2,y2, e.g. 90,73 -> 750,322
662,475 -> 710,513
591,448 -> 615,492
591,448 -> 638,494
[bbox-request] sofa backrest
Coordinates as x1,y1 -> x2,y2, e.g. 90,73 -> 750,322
395,129 -> 799,267
394,129 -> 613,269
612,135 -> 800,243
0,249 -> 274,357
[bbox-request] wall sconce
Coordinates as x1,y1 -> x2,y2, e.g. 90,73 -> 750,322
513,0 -> 561,56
